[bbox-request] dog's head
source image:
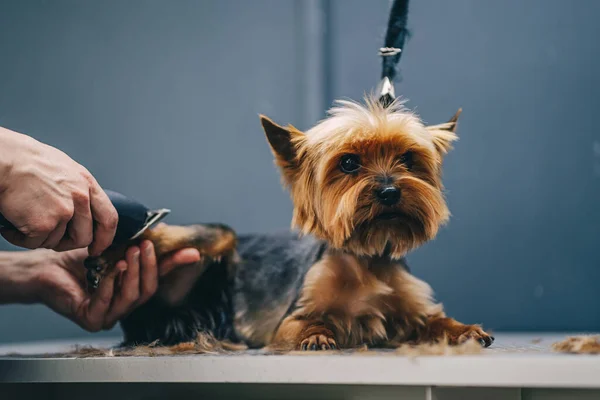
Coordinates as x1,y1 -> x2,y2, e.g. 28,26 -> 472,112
260,97 -> 459,258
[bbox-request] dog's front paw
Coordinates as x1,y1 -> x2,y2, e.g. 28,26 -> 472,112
427,317 -> 494,348
452,324 -> 494,347
298,326 -> 337,351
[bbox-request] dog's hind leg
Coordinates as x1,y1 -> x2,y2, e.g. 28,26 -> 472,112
83,223 -> 237,290
83,223 -> 239,347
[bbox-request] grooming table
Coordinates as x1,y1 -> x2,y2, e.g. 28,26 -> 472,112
1,333 -> 599,400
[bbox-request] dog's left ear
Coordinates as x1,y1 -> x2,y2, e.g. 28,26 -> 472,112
425,108 -> 461,156
259,115 -> 305,168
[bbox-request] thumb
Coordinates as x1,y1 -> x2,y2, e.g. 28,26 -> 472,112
159,248 -> 201,277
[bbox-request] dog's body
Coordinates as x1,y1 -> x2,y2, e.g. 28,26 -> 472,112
87,98 -> 494,351
118,230 -> 426,350
119,230 -> 325,348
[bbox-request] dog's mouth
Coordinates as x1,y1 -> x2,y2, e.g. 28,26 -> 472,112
374,211 -> 406,221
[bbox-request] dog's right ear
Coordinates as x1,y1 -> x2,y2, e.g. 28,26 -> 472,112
259,115 -> 305,168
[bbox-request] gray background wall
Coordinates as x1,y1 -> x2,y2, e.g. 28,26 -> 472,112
0,0 -> 598,343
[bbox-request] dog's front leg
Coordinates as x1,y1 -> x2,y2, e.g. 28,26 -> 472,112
381,267 -> 494,348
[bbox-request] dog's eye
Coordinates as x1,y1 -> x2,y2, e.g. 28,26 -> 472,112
339,154 -> 361,173
398,151 -> 414,170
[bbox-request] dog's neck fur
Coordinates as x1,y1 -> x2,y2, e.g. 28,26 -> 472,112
322,242 -> 407,270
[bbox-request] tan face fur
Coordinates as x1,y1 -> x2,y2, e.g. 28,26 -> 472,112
260,96 -> 460,259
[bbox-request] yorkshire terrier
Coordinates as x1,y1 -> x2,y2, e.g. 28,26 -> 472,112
85,97 -> 493,351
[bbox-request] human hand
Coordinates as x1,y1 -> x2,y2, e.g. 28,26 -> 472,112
0,126 -> 117,255
31,242 -> 201,331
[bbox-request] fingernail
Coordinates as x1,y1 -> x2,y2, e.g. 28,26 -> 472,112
133,250 -> 140,262
145,242 -> 153,256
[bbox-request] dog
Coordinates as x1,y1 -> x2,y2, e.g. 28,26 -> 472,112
85,96 -> 493,351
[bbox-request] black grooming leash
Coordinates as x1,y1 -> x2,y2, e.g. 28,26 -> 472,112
378,0 -> 410,107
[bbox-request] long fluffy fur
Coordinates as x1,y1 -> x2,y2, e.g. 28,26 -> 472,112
79,93 -> 489,356
268,95 -> 458,259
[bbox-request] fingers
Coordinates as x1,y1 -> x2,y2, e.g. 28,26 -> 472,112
1,229 -> 51,250
159,248 -> 201,277
80,261 -> 123,332
102,241 -> 159,329
0,228 -> 45,249
0,195 -> 75,250
40,221 -> 69,250
1,218 -> 67,250
102,247 -> 140,328
54,192 -> 94,252
88,179 -> 118,256
138,241 -> 158,304
77,243 -> 200,332
0,189 -> 95,252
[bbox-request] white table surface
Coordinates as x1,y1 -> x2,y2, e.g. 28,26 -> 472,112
0,333 -> 599,390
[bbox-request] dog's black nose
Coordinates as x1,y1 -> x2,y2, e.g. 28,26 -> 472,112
375,186 -> 401,206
